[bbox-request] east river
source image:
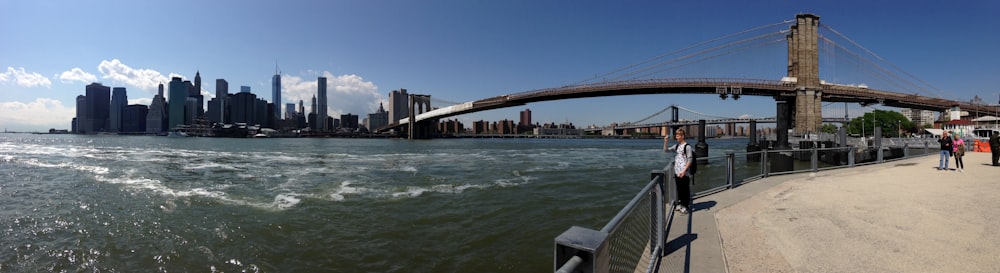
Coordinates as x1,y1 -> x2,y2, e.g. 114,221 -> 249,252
0,134 -> 749,272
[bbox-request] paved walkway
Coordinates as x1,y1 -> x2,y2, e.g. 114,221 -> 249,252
659,152 -> 1000,273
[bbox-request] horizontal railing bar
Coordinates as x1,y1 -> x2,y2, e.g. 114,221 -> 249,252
555,255 -> 583,273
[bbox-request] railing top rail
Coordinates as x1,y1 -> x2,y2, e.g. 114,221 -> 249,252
601,168 -> 666,233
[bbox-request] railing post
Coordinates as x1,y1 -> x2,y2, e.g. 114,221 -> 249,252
903,142 -> 909,158
651,170 -> 666,256
924,141 -> 929,155
726,152 -> 735,188
811,146 -> 818,172
848,146 -> 855,167
760,148 -> 769,177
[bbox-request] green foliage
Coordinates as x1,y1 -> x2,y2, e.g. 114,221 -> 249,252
846,110 -> 914,137
820,123 -> 839,134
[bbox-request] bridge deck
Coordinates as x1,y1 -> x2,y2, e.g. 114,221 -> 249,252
659,151 -> 1000,272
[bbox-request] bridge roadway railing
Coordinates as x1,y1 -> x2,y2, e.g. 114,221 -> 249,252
553,139 -> 936,273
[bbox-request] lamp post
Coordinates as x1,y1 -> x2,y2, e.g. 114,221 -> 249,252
897,120 -> 901,138
861,117 -> 865,138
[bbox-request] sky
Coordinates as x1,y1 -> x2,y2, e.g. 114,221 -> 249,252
2,0 -> 999,132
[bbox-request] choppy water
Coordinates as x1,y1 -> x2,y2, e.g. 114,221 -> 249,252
0,134 -> 748,272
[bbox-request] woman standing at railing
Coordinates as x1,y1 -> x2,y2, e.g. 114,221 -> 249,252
664,128 -> 694,214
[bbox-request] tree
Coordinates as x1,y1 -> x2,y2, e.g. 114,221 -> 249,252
820,123 -> 838,134
847,110 -> 913,137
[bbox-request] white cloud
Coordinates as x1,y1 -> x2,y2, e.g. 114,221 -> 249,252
1,67 -> 52,88
97,59 -> 170,94
0,98 -> 74,130
57,67 -> 98,84
282,71 -> 384,117
128,98 -> 152,106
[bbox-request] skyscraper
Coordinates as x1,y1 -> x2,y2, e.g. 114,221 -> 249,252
146,83 -> 168,134
519,108 -> 532,127
110,87 -> 127,132
272,67 -> 282,121
75,95 -> 87,133
241,86 -> 251,93
317,77 -> 328,131
215,79 -> 228,123
85,83 -> 111,133
367,102 -> 389,131
193,71 -> 203,117
168,77 -> 186,130
389,89 -> 408,125
285,103 -> 296,119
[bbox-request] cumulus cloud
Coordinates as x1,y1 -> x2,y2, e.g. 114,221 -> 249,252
0,98 -> 74,130
128,98 -> 152,106
97,59 -> 170,93
738,114 -> 753,119
0,67 -> 52,88
57,67 -> 98,84
282,71 -> 384,117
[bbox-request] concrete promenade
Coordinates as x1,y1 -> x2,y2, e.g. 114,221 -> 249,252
659,151 -> 1000,273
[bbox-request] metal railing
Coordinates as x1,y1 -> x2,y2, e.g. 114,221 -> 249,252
554,167 -> 671,273
554,140 -> 936,273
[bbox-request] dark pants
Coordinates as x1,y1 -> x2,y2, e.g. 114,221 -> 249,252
955,155 -> 964,169
674,174 -> 691,208
992,148 -> 1000,165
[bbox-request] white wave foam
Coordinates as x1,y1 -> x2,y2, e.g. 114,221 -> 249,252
184,162 -> 240,171
272,193 -> 300,209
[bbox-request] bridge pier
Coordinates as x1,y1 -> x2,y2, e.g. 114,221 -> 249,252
787,13 -> 823,135
407,94 -> 436,140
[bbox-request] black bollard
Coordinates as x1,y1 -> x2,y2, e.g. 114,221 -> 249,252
770,100 -> 793,172
747,119 -> 761,161
696,119 -> 709,164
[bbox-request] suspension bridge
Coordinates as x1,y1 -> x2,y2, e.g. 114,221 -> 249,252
379,13 -> 992,139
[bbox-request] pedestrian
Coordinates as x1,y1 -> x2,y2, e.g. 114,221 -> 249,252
663,128 -> 693,214
938,131 -> 953,170
990,131 -> 1000,166
953,135 -> 965,172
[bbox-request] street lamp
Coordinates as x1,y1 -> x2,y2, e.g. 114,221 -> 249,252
897,120 -> 901,138
861,117 -> 865,138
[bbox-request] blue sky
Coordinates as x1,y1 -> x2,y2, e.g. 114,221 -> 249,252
2,0 -> 998,131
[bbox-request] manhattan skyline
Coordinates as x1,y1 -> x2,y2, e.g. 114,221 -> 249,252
2,0 -> 999,132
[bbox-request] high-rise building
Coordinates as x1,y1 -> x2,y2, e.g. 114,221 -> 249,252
110,87 -> 127,132
122,104 -> 148,133
193,71 -> 203,117
285,103 -> 296,119
340,113 -> 359,129
168,77 -> 187,130
367,102 -> 389,131
317,77 -> 328,131
85,83 -> 111,133
519,108 -> 532,127
241,86 -> 251,93
215,79 -> 228,123
273,68 -> 282,121
298,100 -> 304,115
146,83 -> 168,134
310,95 -> 318,130
74,95 -> 87,133
389,89 -> 408,124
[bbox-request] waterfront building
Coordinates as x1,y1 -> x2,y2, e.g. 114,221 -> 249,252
84,83 -> 111,133
367,102 -> 389,131
901,108 -> 936,127
298,100 -> 304,115
168,77 -> 186,130
389,89 -> 408,125
110,87 -> 127,132
519,109 -> 532,127
192,71 -> 204,117
438,119 -> 464,134
473,120 -> 488,134
285,103 -> 296,119
310,95 -> 318,130
122,104 -> 148,133
74,95 -> 86,133
273,69 -> 282,121
215,79 -> 228,123
340,113 -> 359,129
185,97 -> 198,125
317,77 -> 328,131
229,92 -> 256,124
146,83 -> 168,134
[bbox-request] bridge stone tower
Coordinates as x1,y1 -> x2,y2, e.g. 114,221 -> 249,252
787,13 -> 822,134
407,94 -> 435,139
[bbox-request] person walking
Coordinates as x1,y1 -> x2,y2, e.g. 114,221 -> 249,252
990,131 -> 1000,166
953,135 -> 965,172
938,131 -> 953,170
663,128 -> 693,214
